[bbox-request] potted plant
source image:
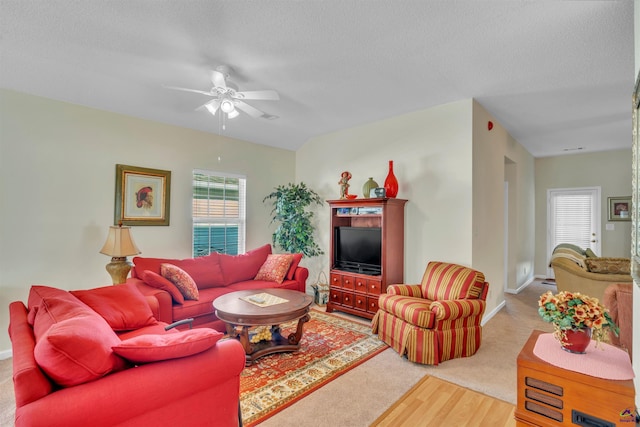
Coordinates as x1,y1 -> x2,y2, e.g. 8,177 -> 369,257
538,290 -> 619,353
263,182 -> 324,257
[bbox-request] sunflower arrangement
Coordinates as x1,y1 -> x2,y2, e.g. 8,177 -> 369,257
538,290 -> 619,346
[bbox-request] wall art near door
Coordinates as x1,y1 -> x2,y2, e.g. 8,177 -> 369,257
607,196 -> 631,222
115,164 -> 171,226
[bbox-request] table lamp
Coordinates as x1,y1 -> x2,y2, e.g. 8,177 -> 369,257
100,223 -> 141,284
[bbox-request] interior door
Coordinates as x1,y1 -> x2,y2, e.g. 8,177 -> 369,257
547,187 -> 601,277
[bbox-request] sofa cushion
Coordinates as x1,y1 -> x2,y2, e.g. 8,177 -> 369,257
421,262 -> 486,301
255,254 -> 293,284
218,244 -> 272,285
132,252 -> 225,289
585,257 -> 631,274
174,287 -> 232,320
71,283 -> 157,331
29,287 -> 128,387
140,270 -> 185,304
286,253 -> 303,280
378,294 -> 435,328
112,329 -> 223,363
227,279 -> 301,292
161,264 -> 200,300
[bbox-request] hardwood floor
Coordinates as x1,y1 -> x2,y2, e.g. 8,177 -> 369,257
371,375 -> 516,427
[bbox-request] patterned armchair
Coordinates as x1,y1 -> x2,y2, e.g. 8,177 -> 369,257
372,261 -> 489,365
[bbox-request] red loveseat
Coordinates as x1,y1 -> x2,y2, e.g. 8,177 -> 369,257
128,244 -> 309,331
9,283 -> 245,427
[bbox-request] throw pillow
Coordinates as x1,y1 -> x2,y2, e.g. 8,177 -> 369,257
585,257 -> 631,274
71,283 -> 157,331
112,329 -> 223,363
160,264 -> 199,300
585,248 -> 598,258
34,314 -> 128,387
141,270 -> 185,304
286,253 -> 303,280
255,254 -> 294,283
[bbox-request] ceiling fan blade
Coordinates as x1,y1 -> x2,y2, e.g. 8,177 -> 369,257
211,70 -> 227,90
235,101 -> 265,118
163,85 -> 212,96
196,99 -> 220,114
234,90 -> 280,101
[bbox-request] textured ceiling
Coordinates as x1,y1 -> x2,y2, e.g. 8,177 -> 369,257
0,1 -> 635,157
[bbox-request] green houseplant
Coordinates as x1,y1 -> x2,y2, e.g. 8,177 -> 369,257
263,182 -> 324,257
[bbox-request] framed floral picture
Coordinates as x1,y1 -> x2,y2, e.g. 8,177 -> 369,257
114,164 -> 171,226
607,196 -> 631,222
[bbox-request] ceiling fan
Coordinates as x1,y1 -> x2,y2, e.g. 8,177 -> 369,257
164,65 -> 280,120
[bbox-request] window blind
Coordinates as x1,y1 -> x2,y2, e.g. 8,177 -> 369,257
192,169 -> 246,256
550,192 -> 593,249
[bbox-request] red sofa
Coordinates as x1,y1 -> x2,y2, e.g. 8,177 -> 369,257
9,283 -> 246,427
128,244 -> 309,331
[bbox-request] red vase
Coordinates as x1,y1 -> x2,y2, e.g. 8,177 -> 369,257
384,160 -> 398,198
560,328 -> 591,354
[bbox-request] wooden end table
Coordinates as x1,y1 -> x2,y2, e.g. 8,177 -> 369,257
213,289 -> 313,366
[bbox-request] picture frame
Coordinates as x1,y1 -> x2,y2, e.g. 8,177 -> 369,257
114,164 -> 171,226
607,196 -> 631,222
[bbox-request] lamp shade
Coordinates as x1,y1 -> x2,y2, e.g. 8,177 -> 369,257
100,225 -> 141,257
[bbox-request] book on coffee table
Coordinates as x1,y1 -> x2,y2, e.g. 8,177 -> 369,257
241,292 -> 289,307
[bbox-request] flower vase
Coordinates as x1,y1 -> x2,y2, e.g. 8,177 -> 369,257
362,177 -> 378,199
384,160 -> 398,198
560,328 -> 591,354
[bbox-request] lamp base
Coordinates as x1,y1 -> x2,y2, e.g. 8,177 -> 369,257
105,257 -> 132,285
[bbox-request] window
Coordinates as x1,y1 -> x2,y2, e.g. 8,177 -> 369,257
192,170 -> 246,257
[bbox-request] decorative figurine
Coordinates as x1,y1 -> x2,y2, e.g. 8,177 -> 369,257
339,171 -> 352,199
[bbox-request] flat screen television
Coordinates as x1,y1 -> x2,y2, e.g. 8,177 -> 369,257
334,226 -> 382,275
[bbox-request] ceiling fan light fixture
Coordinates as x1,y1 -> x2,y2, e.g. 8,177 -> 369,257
205,103 -> 217,115
228,109 -> 239,119
220,96 -> 235,114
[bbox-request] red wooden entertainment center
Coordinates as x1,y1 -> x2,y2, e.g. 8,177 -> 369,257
326,198 -> 407,320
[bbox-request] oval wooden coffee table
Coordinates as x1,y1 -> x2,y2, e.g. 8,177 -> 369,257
213,289 -> 313,366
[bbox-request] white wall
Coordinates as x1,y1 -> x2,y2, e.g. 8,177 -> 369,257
296,99 -> 536,318
0,89 -> 297,352
533,150 -> 632,275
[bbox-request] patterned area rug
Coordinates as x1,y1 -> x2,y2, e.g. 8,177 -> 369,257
240,310 -> 388,426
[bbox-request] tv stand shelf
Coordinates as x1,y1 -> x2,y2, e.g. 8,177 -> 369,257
326,198 -> 407,319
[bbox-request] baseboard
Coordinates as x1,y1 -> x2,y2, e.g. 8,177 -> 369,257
0,349 -> 13,360
481,299 -> 505,326
505,275 -> 537,295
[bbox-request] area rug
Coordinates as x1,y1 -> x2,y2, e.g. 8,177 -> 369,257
239,309 -> 388,426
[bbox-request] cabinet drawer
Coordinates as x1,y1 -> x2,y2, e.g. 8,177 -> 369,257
341,275 -> 356,290
367,296 -> 379,313
367,279 -> 382,295
329,289 -> 342,304
341,291 -> 355,307
330,273 -> 342,288
354,277 -> 367,293
354,293 -> 367,311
